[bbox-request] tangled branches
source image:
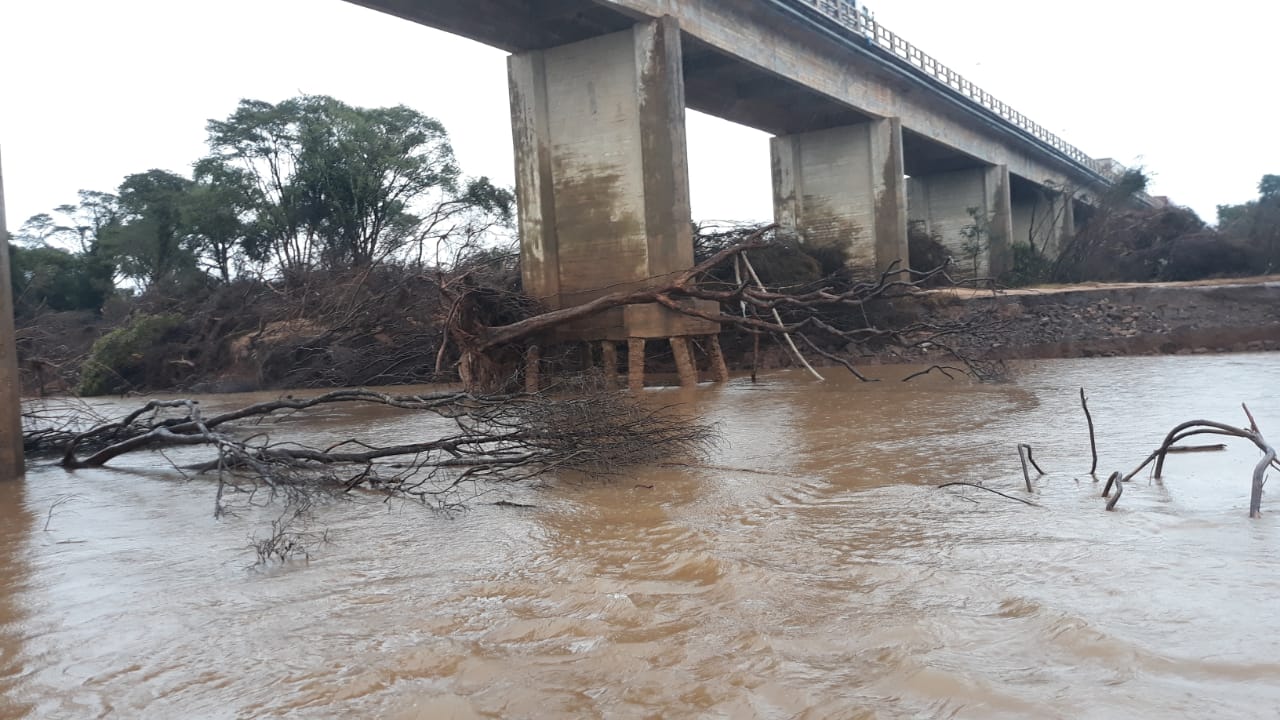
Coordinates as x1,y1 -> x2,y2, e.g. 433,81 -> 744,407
1108,404 -> 1278,517
29,384 -> 716,515
444,225 -> 1004,387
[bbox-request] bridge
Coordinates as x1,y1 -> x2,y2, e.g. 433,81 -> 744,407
346,1 -> 1123,339
0,2 -> 1136,470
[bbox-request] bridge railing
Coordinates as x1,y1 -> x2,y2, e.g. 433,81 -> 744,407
795,0 -> 1124,184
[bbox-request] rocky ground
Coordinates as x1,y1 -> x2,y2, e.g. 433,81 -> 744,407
886,279 -> 1280,365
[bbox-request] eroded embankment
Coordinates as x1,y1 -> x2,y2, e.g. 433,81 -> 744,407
897,279 -> 1280,362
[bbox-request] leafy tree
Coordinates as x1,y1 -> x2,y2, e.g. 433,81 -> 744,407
204,95 -> 510,277
1260,174 -> 1280,200
959,206 -> 989,279
7,245 -> 110,314
13,192 -> 121,311
109,169 -> 199,288
184,158 -> 253,283
1217,174 -> 1280,272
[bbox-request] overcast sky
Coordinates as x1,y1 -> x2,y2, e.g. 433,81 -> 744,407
1,0 -> 1276,230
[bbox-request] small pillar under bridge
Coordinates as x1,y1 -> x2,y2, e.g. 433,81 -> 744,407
907,165 -> 1014,279
1010,179 -> 1075,260
508,16 -> 719,388
771,118 -> 909,275
0,148 -> 23,478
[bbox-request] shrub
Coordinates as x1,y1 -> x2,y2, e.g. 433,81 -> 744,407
1004,242 -> 1053,287
77,314 -> 185,396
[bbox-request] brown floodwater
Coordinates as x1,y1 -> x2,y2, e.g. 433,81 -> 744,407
3,354 -> 1280,718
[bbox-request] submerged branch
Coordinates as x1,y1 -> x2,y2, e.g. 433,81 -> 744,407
938,482 -> 1041,507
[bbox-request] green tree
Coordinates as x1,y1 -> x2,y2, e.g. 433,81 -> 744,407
7,244 -> 110,314
109,169 -> 199,288
1217,174 -> 1280,272
204,95 -> 510,277
959,206 -> 989,279
183,158 -> 253,283
13,192 -> 121,311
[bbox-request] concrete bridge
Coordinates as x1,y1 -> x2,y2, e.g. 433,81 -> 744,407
0,2 -> 1134,470
348,0 -> 1123,345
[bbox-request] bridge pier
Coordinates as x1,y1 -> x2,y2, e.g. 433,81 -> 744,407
1011,182 -> 1075,260
507,16 -> 718,349
770,118 -> 909,274
0,149 -> 22,478
907,165 -> 1013,279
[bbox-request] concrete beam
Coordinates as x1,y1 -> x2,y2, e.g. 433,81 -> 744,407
908,164 -> 1013,279
509,16 -> 716,340
0,149 -> 23,478
590,0 -> 1097,192
771,117 -> 908,273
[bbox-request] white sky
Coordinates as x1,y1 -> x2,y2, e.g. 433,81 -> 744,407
1,0 -> 1276,229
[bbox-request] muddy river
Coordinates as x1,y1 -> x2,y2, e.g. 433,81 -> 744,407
3,354 -> 1280,718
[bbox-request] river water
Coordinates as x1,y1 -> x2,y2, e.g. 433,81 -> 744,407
2,354 -> 1279,719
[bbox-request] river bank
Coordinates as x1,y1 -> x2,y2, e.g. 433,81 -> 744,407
18,273 -> 1280,395
870,277 -> 1280,367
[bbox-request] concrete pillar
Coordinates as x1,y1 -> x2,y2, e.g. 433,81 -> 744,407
600,340 -> 618,389
907,164 -> 1013,278
670,336 -> 697,388
707,335 -> 730,383
509,15 -> 718,346
771,117 -> 908,274
627,338 -> 646,392
0,149 -> 22,478
1011,186 -> 1074,259
524,345 -> 541,393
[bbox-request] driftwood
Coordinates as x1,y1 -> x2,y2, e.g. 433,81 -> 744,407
1016,443 -> 1046,492
1080,388 -> 1098,475
440,226 -> 999,391
938,482 -> 1041,507
31,384 -> 717,515
902,365 -> 964,382
1166,443 -> 1228,453
1102,471 -> 1124,511
1112,404 -> 1277,518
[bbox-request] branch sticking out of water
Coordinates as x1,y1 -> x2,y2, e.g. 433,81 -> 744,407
1080,388 -> 1098,475
938,482 -> 1041,507
1102,471 -> 1124,511
1115,403 -> 1278,518
902,365 -> 964,382
1016,443 -> 1046,492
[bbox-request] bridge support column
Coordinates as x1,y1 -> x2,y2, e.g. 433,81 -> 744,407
1011,184 -> 1075,260
907,165 -> 1013,279
771,118 -> 908,274
0,149 -> 22,478
508,16 -> 718,344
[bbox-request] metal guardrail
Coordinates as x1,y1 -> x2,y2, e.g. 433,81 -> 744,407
794,0 -> 1123,184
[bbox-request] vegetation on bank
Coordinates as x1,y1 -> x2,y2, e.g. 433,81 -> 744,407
8,94 -> 1280,396
1005,170 -> 1280,286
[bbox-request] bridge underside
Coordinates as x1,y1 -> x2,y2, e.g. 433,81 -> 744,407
345,0 -> 1103,348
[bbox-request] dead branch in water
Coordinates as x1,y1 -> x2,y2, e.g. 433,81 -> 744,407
901,365 -> 964,382
1102,471 -> 1124,511
1080,388 -> 1098,475
1166,444 -> 1228,453
27,382 -> 717,516
938,482 -> 1041,507
1111,403 -> 1277,517
1016,443 -> 1046,492
441,225 -> 1001,391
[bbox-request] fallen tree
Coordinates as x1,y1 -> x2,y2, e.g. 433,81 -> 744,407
444,225 -> 1005,390
27,382 -> 716,516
